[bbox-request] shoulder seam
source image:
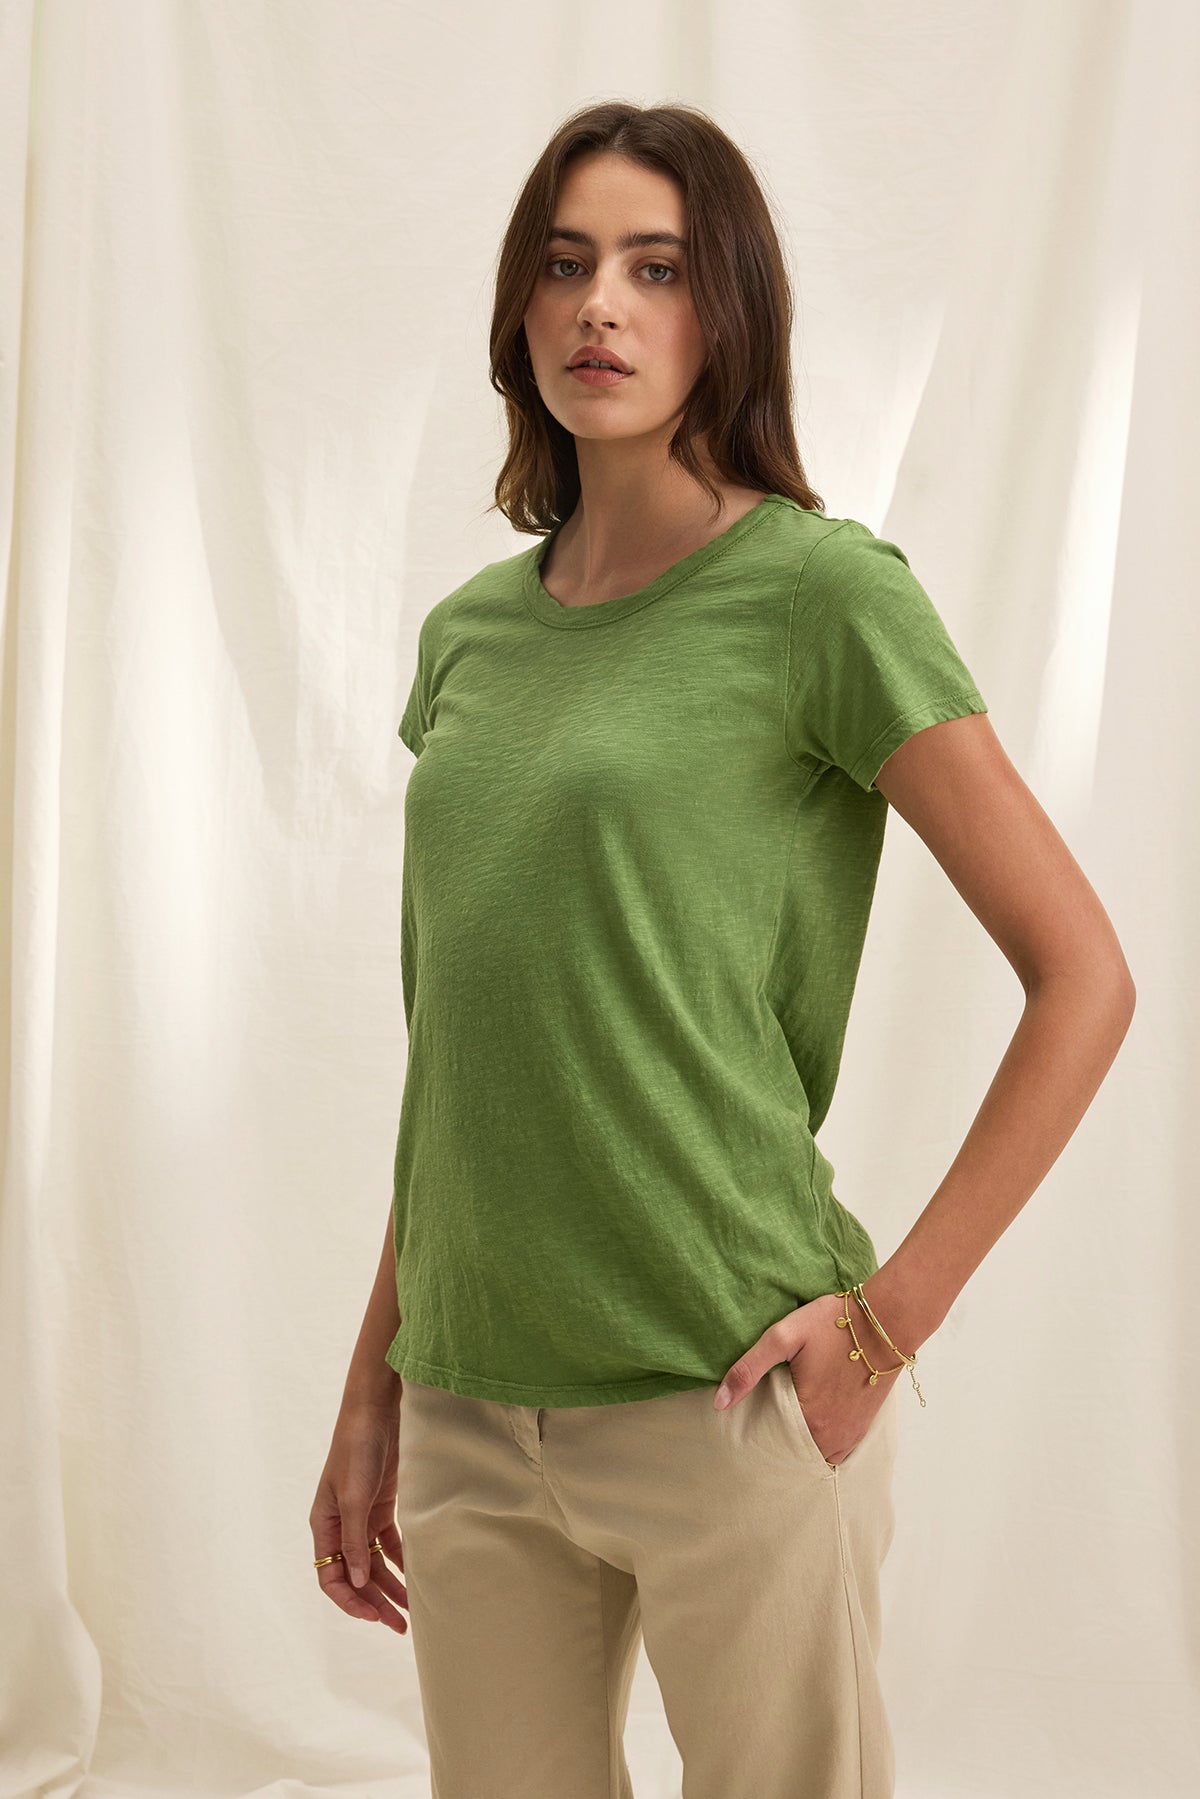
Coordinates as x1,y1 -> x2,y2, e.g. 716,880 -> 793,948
782,519 -> 858,774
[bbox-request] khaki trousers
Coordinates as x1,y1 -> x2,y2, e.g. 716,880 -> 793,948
395,1361 -> 901,1799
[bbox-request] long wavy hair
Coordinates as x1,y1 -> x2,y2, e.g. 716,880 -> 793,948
487,100 -> 826,536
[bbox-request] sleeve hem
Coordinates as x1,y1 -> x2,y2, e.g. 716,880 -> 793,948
398,710 -> 423,756
848,689 -> 988,792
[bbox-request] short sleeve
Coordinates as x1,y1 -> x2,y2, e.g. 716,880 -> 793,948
398,665 -> 425,756
786,520 -> 988,792
398,607 -> 434,756
397,585 -> 465,756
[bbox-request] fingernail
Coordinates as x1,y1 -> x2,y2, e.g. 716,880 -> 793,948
714,1385 -> 731,1409
349,1562 -> 366,1587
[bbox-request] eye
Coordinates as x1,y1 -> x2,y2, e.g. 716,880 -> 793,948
545,257 -> 678,284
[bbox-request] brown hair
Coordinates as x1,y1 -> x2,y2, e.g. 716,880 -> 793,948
487,99 -> 826,536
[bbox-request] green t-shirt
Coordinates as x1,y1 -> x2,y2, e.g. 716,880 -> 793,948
385,494 -> 986,1406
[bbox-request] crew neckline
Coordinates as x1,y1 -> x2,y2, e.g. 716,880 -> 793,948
522,492 -> 788,627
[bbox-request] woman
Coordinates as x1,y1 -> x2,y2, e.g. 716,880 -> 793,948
310,101 -> 1135,1798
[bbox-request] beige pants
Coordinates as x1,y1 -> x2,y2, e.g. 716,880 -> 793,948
395,1361 -> 901,1799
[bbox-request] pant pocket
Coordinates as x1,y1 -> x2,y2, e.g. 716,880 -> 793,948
778,1362 -> 900,1473
776,1363 -> 837,1473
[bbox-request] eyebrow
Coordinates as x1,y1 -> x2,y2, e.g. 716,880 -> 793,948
547,225 -> 689,255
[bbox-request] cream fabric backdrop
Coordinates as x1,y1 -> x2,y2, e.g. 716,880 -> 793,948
1,1 -> 1194,1795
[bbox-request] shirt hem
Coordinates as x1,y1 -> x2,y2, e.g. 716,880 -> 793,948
385,1343 -> 719,1408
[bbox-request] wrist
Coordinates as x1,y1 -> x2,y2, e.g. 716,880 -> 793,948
855,1266 -> 943,1357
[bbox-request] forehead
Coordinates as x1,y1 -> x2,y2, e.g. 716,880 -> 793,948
550,152 -> 688,249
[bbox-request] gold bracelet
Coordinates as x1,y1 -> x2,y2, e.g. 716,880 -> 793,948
850,1283 -> 926,1405
834,1290 -> 904,1381
836,1287 -> 927,1407
851,1282 -> 910,1361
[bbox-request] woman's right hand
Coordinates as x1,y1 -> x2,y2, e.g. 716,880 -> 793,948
310,1397 -> 409,1634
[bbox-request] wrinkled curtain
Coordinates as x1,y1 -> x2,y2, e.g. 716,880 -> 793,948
1,2 -> 1194,1795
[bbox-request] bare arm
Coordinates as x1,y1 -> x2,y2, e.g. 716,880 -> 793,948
856,711 -> 1136,1359
340,1203 -> 404,1412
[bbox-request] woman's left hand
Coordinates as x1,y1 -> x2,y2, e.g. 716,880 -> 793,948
712,1292 -> 893,1465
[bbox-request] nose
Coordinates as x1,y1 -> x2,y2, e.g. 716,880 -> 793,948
577,276 -> 619,333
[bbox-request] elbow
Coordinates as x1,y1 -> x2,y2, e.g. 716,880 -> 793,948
1116,962 -> 1137,1020
1103,939 -> 1138,1022
1022,948 -> 1137,1022
1115,969 -> 1137,1043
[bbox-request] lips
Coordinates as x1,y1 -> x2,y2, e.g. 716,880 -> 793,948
567,348 -> 632,373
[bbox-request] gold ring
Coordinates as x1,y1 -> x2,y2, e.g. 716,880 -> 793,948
314,1538 -> 384,1570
